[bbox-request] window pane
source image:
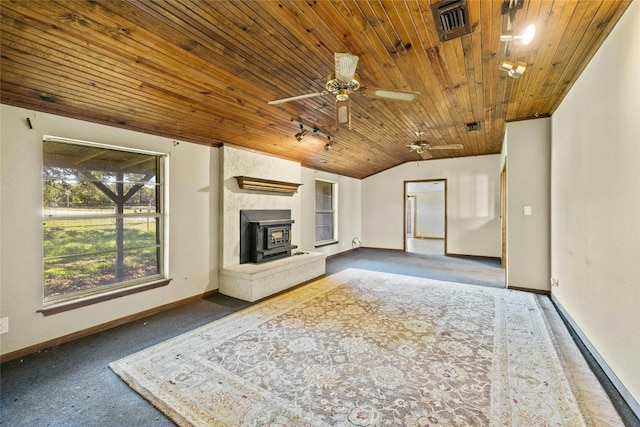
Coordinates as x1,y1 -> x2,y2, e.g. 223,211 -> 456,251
315,226 -> 334,242
315,180 -> 336,243
315,195 -> 333,210
315,212 -> 333,226
44,247 -> 160,301
43,141 -> 158,211
43,139 -> 163,304
44,217 -> 159,258
44,181 -> 159,214
315,180 -> 332,197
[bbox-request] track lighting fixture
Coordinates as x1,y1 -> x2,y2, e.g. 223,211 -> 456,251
500,24 -> 536,46
501,0 -> 525,30
291,119 -> 334,144
295,129 -> 308,141
324,137 -> 335,151
499,60 -> 527,78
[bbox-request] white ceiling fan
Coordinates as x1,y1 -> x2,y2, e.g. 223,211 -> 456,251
407,133 -> 464,159
268,52 -> 420,130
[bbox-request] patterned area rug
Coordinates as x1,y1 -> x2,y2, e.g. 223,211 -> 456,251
110,269 -> 622,426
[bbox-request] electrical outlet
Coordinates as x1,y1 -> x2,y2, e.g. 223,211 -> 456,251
550,278 -> 559,287
0,317 -> 8,334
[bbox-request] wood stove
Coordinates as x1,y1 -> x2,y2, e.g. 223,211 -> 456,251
240,209 -> 297,263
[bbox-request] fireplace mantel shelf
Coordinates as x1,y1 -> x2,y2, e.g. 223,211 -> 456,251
235,176 -> 302,194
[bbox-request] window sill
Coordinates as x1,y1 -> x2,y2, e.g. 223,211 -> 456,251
315,240 -> 339,248
37,278 -> 172,316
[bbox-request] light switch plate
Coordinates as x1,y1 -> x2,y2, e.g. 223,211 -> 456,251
523,206 -> 532,216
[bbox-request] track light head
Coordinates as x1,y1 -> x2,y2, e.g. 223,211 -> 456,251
295,129 -> 308,142
499,60 -> 527,78
325,136 -> 335,151
501,24 -> 536,46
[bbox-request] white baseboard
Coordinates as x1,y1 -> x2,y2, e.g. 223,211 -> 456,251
551,294 -> 640,420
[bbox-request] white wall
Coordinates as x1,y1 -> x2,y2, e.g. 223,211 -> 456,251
362,155 -> 501,257
551,0 -> 640,407
300,168 -> 361,256
0,105 -> 218,356
0,112 -> 361,357
413,191 -> 445,238
504,118 -> 551,291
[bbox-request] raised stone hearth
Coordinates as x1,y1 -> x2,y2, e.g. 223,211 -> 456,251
219,251 -> 326,302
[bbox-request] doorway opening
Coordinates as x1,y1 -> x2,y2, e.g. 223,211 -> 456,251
404,179 -> 447,256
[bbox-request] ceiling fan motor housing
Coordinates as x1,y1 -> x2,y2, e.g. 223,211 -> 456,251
325,73 -> 360,97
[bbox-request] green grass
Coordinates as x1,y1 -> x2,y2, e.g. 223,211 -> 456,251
43,219 -> 160,299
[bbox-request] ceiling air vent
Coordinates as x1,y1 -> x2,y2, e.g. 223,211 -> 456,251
465,121 -> 480,131
431,0 -> 472,42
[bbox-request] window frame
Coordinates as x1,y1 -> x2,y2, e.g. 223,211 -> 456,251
40,136 -> 169,314
314,179 -> 339,247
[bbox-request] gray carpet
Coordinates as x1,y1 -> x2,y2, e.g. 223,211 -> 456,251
1,249 -> 637,426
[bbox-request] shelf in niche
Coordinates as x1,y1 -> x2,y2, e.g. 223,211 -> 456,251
234,176 -> 302,194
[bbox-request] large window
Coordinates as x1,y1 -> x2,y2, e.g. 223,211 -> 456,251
42,137 -> 165,305
315,179 -> 338,246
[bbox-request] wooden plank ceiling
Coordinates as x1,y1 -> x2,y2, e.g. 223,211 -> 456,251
0,0 -> 630,179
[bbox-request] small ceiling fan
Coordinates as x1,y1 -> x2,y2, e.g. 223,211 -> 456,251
268,52 -> 420,130
407,135 -> 464,159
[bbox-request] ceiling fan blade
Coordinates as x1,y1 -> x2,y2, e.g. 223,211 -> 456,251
418,150 -> 433,160
359,87 -> 420,102
335,98 -> 352,130
427,143 -> 464,150
334,53 -> 359,82
268,91 -> 327,105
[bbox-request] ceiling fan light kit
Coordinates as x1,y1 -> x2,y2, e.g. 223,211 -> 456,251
335,88 -> 351,102
336,102 -> 351,129
269,52 -> 420,130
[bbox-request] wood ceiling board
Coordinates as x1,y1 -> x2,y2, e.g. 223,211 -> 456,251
0,0 -> 631,179
3,2 -> 267,127
538,0 -> 625,115
506,1 -> 571,121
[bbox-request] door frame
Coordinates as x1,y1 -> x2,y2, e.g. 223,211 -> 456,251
403,179 -> 447,254
501,161 -> 507,269
406,195 -> 416,237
